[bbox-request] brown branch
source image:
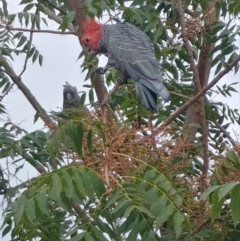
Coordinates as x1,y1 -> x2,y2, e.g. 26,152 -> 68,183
22,152 -> 47,174
212,120 -> 238,148
42,0 -> 67,15
2,26 -> 75,35
0,52 -> 57,130
191,217 -> 211,236
155,53 -> 240,129
40,4 -> 75,32
177,0 -> 209,191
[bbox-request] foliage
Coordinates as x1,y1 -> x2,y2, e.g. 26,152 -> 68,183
1,0 -> 240,240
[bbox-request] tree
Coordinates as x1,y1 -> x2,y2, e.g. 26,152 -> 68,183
1,0 -> 240,240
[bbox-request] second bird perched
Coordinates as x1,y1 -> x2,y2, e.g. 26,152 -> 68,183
81,19 -> 170,111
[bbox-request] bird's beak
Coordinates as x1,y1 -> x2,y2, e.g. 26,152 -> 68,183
82,45 -> 97,55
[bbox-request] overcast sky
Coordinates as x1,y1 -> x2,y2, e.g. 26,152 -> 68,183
1,1 -> 240,240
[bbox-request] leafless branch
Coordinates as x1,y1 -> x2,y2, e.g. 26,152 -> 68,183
1,25 -> 75,35
22,152 -> 47,174
42,0 -> 67,15
0,52 -> 57,130
191,217 -> 211,236
40,4 -> 75,32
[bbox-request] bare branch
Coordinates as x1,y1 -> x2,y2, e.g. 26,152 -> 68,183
22,152 -> 47,174
2,26 -> 75,35
42,0 -> 67,15
0,52 -> 57,130
40,4 -> 75,32
191,217 -> 211,236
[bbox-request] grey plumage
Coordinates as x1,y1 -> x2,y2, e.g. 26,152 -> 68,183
63,83 -> 90,115
63,83 -> 80,109
98,22 -> 171,111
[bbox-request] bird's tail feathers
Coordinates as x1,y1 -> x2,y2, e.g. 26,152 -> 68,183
138,78 -> 170,102
158,84 -> 171,102
135,82 -> 158,111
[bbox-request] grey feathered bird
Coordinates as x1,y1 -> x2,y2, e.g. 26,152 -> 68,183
81,19 -> 170,111
63,83 -> 80,109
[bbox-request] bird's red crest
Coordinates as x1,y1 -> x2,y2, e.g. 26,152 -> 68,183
81,19 -> 103,51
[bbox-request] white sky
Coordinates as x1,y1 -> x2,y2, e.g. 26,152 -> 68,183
1,1 -> 240,240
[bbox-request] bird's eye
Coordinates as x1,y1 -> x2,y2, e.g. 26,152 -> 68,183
86,38 -> 89,43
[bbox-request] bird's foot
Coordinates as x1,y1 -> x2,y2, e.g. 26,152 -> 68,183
96,67 -> 106,75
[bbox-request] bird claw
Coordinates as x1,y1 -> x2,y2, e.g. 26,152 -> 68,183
96,67 -> 106,75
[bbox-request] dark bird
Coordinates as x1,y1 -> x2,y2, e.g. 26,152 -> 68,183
63,83 -> 80,109
81,19 -> 170,111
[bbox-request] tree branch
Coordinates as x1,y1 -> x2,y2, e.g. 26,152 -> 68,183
191,217 -> 211,236
42,0 -> 67,15
177,0 -> 209,190
2,26 -> 75,35
155,53 -> 240,129
40,4 -> 75,32
0,52 -> 57,130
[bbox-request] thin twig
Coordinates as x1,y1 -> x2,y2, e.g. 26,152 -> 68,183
1,26 -> 75,35
0,82 -> 15,102
191,217 -> 211,236
42,0 -> 67,15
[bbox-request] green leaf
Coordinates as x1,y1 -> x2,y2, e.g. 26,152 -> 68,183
211,191 -> 224,221
87,130 -> 93,155
25,198 -> 35,222
23,3 -> 34,12
218,182 -> 239,200
231,184 -> 240,226
52,173 -> 62,195
88,169 -> 105,197
200,185 -> 220,200
16,35 -> 27,48
173,211 -> 185,238
63,169 -> 74,199
36,188 -> 49,217
66,11 -> 76,24
20,0 -> 33,3
38,54 -> 43,66
156,204 -> 174,226
2,225 -> 11,238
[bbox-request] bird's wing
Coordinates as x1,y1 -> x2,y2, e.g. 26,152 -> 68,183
108,23 -> 161,84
